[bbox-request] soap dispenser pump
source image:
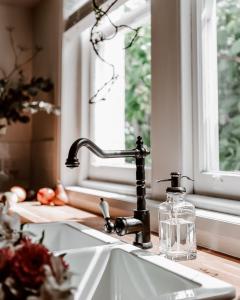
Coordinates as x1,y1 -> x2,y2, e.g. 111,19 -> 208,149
157,172 -> 196,261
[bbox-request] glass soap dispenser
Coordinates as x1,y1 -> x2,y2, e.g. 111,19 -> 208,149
157,172 -> 197,261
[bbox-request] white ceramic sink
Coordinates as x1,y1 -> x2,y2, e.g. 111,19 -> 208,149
23,222 -> 235,299
64,244 -> 235,300
22,222 -> 118,252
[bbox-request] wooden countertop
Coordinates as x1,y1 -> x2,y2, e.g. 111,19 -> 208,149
11,202 -> 240,299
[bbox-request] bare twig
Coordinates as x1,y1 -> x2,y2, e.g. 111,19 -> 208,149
1,28 -> 43,81
89,74 -> 119,103
89,0 -> 141,103
6,47 -> 41,80
8,27 -> 18,68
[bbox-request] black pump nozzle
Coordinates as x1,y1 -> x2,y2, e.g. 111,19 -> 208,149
156,172 -> 194,193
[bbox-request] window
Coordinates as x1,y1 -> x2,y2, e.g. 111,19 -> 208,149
61,0 -> 240,256
193,0 -> 240,198
87,0 -> 151,185
61,0 -> 189,198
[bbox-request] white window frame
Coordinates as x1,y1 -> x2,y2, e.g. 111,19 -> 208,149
193,0 -> 240,199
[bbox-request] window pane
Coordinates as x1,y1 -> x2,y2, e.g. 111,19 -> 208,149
90,1 -> 151,167
218,0 -> 240,171
125,24 -> 151,165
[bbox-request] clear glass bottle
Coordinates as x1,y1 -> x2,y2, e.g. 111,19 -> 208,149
158,172 -> 197,261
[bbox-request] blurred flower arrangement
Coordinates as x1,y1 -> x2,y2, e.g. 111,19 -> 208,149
0,26 -> 60,131
0,202 -> 73,300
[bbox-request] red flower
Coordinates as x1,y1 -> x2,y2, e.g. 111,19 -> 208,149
0,247 -> 13,281
11,238 -> 52,290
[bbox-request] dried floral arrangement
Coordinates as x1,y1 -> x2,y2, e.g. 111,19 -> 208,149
0,27 -> 60,130
0,202 -> 73,300
89,0 -> 141,103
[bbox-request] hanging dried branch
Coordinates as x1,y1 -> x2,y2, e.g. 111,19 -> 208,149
89,0 -> 141,103
0,27 -> 60,127
7,26 -> 18,69
0,27 -> 43,81
6,46 -> 42,80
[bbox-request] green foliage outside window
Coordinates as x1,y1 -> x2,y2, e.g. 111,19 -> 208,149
218,0 -> 240,170
123,1 -> 240,171
124,25 -> 151,165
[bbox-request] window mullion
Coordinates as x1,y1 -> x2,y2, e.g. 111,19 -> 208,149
151,0 -> 182,200
201,0 -> 219,172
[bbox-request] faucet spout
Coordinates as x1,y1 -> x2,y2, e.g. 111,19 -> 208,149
65,137 -> 149,167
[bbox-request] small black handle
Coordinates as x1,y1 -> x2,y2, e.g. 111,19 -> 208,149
156,174 -> 194,184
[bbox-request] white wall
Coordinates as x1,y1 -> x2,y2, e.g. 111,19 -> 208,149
0,4 -> 32,190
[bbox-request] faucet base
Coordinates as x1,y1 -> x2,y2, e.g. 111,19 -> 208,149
133,240 -> 153,249
133,209 -> 152,249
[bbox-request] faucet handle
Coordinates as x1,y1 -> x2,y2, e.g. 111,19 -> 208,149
99,198 -> 114,233
99,198 -> 110,219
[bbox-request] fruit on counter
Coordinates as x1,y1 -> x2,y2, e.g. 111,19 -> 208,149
36,182 -> 68,206
52,182 -> 69,206
51,197 -> 65,206
10,186 -> 27,202
37,188 -> 55,205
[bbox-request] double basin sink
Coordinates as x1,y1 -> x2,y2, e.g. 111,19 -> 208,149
23,222 -> 235,300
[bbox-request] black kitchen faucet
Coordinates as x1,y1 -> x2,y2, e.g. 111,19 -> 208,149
65,136 -> 152,249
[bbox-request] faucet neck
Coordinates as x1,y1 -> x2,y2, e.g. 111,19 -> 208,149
136,156 -> 146,210
66,136 -> 149,167
135,136 -> 148,211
